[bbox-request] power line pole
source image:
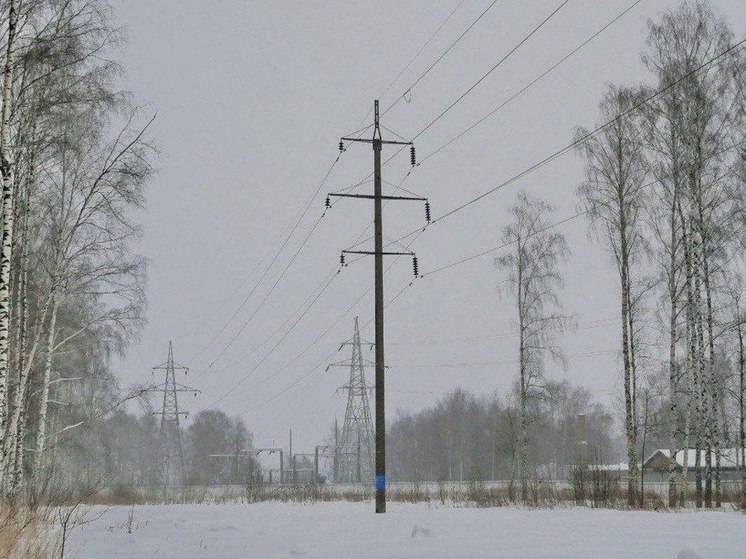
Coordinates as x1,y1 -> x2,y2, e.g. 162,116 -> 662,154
148,341 -> 200,486
331,100 -> 426,513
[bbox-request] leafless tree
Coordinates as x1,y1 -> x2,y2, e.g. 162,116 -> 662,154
496,191 -> 571,501
575,85 -> 650,507
0,0 -> 153,498
30,109 -> 152,481
642,0 -> 744,508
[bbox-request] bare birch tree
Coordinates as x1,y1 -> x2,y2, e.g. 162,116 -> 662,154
575,85 -> 649,507
0,0 -> 19,480
730,286 -> 746,507
0,0 -> 152,495
30,108 -> 152,480
496,191 -> 570,502
642,0 -> 744,508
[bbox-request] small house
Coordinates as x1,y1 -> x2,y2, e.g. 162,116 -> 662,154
642,449 -> 743,482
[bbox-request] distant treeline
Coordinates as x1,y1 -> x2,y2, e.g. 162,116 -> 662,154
387,380 -> 618,482
56,408 -> 257,489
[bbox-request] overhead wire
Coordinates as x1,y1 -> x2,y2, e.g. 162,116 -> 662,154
356,0 -> 573,181
188,152 -> 343,364
235,234 -> 424,402
293,39 -> 746,427
244,16 -> 746,445
409,0 -> 571,141
234,235 -> 425,412
338,3 -> 578,258
344,0 -> 467,136
193,221 -> 291,336
214,1 -> 624,410
381,0 -> 504,118
196,210 -> 330,375
385,38 -> 746,248
418,0 -> 647,165
390,348 -> 618,370
209,281 -> 373,408
195,267 -> 339,379
206,200 -> 427,406
204,267 -> 342,408
374,0 -> 467,108
198,2 -> 674,416
339,0 -> 643,232
190,1 -> 479,375
328,0 -> 589,260
420,138 -> 746,279
387,316 -> 620,346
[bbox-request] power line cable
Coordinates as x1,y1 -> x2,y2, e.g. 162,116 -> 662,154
188,153 -> 342,363
348,0 -> 468,134
386,39 -> 746,247
204,268 -> 341,407
198,211 -> 331,375
196,2 -> 666,410
421,137 -> 746,278
388,316 -> 620,346
335,1 -> 584,244
192,2 -> 486,371
349,0 -> 573,191
195,268 -> 338,379
344,0 -> 640,213
205,231 -> 427,407
409,0 -> 571,141
193,221 -> 291,335
208,280 -> 371,408
240,28 -> 744,434
391,348 -> 618,370
226,238 -> 424,410
382,0 -> 503,117
419,0 -> 646,165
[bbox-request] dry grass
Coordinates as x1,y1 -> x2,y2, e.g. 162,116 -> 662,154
0,506 -> 56,559
60,480 -> 746,512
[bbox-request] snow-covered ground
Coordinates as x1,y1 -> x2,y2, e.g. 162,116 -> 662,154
67,502 -> 744,558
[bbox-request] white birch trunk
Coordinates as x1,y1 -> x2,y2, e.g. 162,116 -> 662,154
738,315 -> 745,508
0,0 -> 18,482
693,243 -> 706,508
667,247 -> 679,506
680,200 -> 695,507
517,262 -> 529,503
33,295 -> 58,481
8,150 -> 33,493
619,217 -> 639,507
702,249 -> 719,507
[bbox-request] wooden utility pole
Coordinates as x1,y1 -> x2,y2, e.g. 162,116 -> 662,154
331,100 -> 424,513
372,103 -> 386,513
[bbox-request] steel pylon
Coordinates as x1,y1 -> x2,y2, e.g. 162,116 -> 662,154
328,317 -> 374,482
148,341 -> 200,485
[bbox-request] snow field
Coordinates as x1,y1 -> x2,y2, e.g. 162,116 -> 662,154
68,501 -> 745,559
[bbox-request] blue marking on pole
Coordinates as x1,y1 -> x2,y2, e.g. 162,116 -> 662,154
375,475 -> 386,491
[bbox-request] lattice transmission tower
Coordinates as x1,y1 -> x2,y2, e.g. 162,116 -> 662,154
327,317 -> 374,482
148,341 -> 200,485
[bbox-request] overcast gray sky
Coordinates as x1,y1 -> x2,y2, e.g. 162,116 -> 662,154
113,0 -> 745,459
